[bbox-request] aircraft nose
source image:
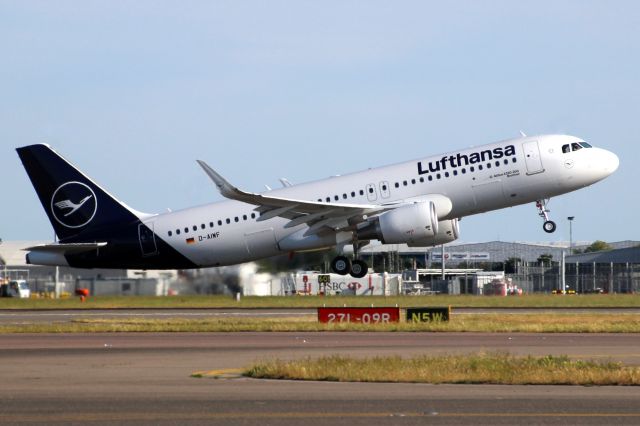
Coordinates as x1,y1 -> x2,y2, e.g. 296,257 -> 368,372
602,149 -> 619,175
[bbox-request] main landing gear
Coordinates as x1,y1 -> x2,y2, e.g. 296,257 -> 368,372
330,239 -> 369,278
536,198 -> 556,233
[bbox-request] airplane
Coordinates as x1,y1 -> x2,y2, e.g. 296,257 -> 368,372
16,134 -> 618,278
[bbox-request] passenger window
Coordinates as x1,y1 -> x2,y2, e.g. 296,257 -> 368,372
368,187 -> 374,193
395,182 -> 399,188
326,197 -> 330,202
436,173 -> 441,179
512,158 -> 517,163
334,195 -> 339,201
359,190 -> 364,196
479,165 -> 483,170
428,175 -> 433,181
411,179 -> 416,184
444,172 -> 449,177
184,227 -> 189,233
403,181 -> 407,186
168,231 -> 172,237
209,222 -> 214,228
176,229 -> 181,235
382,184 -> 387,190
193,225 -> 197,231
351,191 -> 356,197
419,177 -> 424,183
218,220 -> 222,226
461,168 -> 466,174
251,213 -> 256,219
495,161 -> 500,167
453,170 -> 458,176
503,159 -> 509,165
201,224 -> 205,229
342,194 -> 347,199
226,218 -> 231,224
487,163 -> 491,169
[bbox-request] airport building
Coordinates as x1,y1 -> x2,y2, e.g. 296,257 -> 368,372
2,240 -> 639,296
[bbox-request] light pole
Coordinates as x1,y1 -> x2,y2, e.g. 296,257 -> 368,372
567,216 -> 575,294
567,216 -> 575,254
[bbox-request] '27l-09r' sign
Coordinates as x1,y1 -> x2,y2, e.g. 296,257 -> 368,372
317,307 -> 400,324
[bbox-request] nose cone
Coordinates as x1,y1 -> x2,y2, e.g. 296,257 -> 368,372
601,149 -> 619,176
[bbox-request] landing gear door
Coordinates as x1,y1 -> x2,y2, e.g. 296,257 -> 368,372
366,183 -> 378,202
379,181 -> 390,199
138,222 -> 159,257
522,140 -> 545,175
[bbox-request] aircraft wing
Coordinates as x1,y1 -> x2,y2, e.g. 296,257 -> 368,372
197,160 -> 391,235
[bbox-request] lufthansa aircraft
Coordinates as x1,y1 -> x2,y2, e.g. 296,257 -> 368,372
17,134 -> 618,277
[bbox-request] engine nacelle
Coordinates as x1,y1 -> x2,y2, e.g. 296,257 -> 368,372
406,218 -> 460,247
358,202 -> 438,245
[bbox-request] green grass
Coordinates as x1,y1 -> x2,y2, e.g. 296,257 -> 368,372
2,313 -> 640,333
244,352 -> 640,385
1,293 -> 640,310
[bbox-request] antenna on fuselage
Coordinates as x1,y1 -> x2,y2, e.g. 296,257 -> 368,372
519,130 -> 527,137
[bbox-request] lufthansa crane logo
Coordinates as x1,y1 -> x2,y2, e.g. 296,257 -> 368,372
50,182 -> 97,229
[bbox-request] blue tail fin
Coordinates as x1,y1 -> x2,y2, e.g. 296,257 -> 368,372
16,144 -> 140,242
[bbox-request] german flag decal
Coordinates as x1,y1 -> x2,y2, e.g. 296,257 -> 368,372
186,237 -> 195,244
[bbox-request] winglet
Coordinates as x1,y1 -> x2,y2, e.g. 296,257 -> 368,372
197,160 -> 238,198
197,160 -> 261,204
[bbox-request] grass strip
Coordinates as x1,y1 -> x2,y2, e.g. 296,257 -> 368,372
2,294 -> 640,310
2,313 -> 640,333
244,352 -> 640,385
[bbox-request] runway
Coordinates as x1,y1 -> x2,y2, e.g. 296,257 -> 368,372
2,307 -> 639,324
2,332 -> 640,425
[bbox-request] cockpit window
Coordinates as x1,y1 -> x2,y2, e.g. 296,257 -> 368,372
571,142 -> 582,151
562,144 -> 570,153
580,142 -> 593,148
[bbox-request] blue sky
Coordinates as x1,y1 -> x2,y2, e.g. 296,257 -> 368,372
1,1 -> 638,244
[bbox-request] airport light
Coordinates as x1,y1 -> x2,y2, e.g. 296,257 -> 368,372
567,216 -> 575,254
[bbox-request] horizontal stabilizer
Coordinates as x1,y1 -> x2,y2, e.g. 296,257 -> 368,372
24,242 -> 108,254
23,242 -> 108,267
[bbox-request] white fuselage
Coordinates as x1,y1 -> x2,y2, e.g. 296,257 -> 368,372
146,134 -> 618,267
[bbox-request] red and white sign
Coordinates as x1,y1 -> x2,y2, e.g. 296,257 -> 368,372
317,307 -> 400,324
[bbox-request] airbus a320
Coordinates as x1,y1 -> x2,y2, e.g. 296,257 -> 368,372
16,134 -> 618,277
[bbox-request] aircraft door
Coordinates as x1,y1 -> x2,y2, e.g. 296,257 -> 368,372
379,181 -> 390,199
366,183 -> 378,202
138,222 -> 158,257
522,141 -> 545,175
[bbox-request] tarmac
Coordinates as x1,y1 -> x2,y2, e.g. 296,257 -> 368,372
2,328 -> 640,425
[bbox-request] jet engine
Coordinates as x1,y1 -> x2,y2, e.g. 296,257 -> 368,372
357,201 -> 438,245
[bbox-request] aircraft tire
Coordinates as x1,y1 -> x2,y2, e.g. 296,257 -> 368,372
543,220 -> 556,233
349,260 -> 368,278
331,256 -> 351,275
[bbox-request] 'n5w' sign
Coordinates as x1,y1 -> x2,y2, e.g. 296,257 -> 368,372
406,307 -> 451,322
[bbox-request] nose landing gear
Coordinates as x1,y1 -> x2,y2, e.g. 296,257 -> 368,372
536,198 -> 556,233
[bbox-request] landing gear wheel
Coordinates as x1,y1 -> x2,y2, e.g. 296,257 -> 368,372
331,255 -> 351,275
349,260 -> 368,278
543,220 -> 556,233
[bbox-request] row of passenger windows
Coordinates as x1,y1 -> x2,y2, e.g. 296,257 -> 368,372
167,212 -> 257,237
315,157 -> 517,202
